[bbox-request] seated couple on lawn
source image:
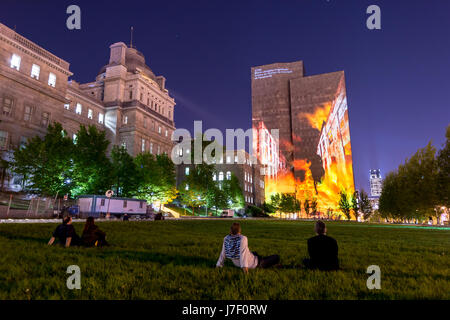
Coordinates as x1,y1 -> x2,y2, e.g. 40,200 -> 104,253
216,221 -> 339,272
48,216 -> 109,248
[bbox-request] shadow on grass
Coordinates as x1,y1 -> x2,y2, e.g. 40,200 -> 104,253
0,231 -> 48,244
100,249 -> 216,268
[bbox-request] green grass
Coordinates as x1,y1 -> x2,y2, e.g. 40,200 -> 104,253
0,220 -> 449,300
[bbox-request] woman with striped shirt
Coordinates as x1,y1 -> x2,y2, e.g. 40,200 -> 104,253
216,222 -> 280,273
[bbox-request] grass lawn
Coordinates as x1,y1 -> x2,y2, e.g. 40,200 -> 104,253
0,219 -> 449,300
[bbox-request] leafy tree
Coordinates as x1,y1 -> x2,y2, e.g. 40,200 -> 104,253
110,146 -> 137,197
436,125 -> 450,207
304,198 -> 310,218
351,191 -> 359,220
222,174 -> 244,211
270,193 -> 282,216
71,125 -> 112,196
359,189 -> 373,221
134,152 -> 177,209
338,191 -> 352,220
12,122 -> 74,196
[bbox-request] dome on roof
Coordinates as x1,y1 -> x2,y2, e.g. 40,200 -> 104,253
98,46 -> 156,80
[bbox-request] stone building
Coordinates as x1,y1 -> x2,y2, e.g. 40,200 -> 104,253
175,149 -> 265,208
0,22 -> 175,190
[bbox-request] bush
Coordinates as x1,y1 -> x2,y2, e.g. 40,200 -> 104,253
262,202 -> 276,214
246,205 -> 269,217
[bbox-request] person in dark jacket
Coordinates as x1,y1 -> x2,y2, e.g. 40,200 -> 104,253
81,217 -> 108,247
48,216 -> 82,247
303,220 -> 339,271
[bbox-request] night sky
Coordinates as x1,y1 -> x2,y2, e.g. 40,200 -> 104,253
2,0 -> 449,192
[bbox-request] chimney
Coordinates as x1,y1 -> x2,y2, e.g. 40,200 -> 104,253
109,42 -> 127,65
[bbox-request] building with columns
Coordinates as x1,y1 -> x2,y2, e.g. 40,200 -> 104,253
0,22 -> 176,190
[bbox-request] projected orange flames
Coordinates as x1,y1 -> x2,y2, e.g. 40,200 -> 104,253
264,102 -> 355,218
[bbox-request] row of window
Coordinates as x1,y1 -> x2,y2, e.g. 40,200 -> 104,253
244,183 -> 253,194
245,195 -> 254,204
10,54 -> 57,87
244,171 -> 253,183
2,96 -> 51,127
0,130 -> 28,150
65,103 -> 105,124
134,86 -> 172,119
142,116 -> 170,137
140,138 -> 166,155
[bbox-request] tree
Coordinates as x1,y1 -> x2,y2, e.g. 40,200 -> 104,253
134,152 -> 177,209
311,197 -> 318,217
351,191 -> 359,220
304,198 -> 310,218
71,125 -> 112,196
110,146 -> 137,197
12,122 -> 74,196
270,193 -> 282,217
222,174 -> 244,211
359,189 -> 373,221
436,125 -> 450,207
338,191 -> 352,220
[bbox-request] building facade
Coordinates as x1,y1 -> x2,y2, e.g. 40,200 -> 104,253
252,61 -> 355,212
369,169 -> 382,197
175,149 -> 265,208
0,23 -> 175,190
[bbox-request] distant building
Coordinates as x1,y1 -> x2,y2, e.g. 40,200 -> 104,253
0,22 -> 175,191
175,149 -> 265,208
369,169 -> 382,197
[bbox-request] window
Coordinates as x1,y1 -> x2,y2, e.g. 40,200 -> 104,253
100,199 -> 105,206
157,145 -> 160,154
88,109 -> 93,119
121,141 -> 127,149
76,103 -> 82,115
10,54 -> 21,70
213,173 -> 216,181
150,142 -> 153,154
219,157 -> 223,164
0,131 -> 8,150
219,171 -> 224,181
2,97 -> 13,116
141,139 -> 145,152
234,155 -> 238,163
41,112 -> 50,127
168,110 -> 171,119
244,172 -> 247,182
226,171 -> 231,180
226,156 -> 231,163
48,73 -> 56,87
129,91 -> 133,100
165,129 -> 168,137
23,105 -> 33,122
64,104 -> 70,110
185,167 -> 190,175
31,64 -> 40,80
98,113 -> 104,124
72,133 -> 77,144
123,115 -> 128,124
158,126 -> 162,134
123,200 -> 127,208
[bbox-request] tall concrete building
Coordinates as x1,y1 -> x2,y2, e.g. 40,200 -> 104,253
0,22 -> 175,190
252,61 -> 355,211
369,169 -> 382,197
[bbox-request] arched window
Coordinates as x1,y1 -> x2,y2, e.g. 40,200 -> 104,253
226,171 -> 231,180
218,171 -> 224,181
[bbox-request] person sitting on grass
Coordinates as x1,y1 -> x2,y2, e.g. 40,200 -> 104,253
48,216 -> 82,248
216,222 -> 280,273
303,220 -> 339,271
81,217 -> 109,247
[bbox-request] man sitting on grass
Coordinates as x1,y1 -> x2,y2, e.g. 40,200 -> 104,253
48,216 -> 82,248
303,220 -> 339,271
216,222 -> 280,273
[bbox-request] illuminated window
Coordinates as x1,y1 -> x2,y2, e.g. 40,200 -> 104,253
31,64 -> 40,80
213,173 -> 216,181
88,109 -> 93,119
76,103 -> 82,115
234,155 -> 238,163
158,126 -> 162,134
48,73 -> 56,87
0,131 -> 8,150
10,54 -> 21,70
150,142 -> 153,154
98,113 -> 104,124
226,156 -> 231,163
64,104 -> 70,110
226,171 -> 231,180
157,145 -> 160,154
2,97 -> 13,116
185,167 -> 189,175
23,105 -> 33,122
219,171 -> 224,181
41,112 -> 50,127
123,115 -> 128,124
141,139 -> 145,152
165,129 -> 168,137
72,133 -> 78,143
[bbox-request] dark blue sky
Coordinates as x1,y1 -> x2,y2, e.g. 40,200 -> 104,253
2,0 -> 449,192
